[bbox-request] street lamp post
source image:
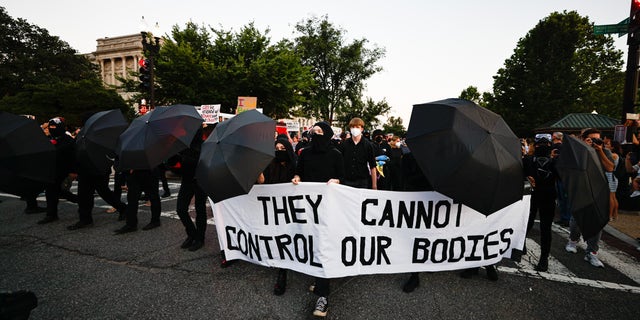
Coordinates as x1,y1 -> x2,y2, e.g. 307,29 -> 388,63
140,17 -> 160,109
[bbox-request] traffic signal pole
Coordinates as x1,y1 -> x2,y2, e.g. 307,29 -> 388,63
624,0 -> 640,121
622,44 -> 639,120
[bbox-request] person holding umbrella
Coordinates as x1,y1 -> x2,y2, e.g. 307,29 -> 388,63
113,168 -> 162,234
175,126 -> 208,251
291,121 -> 344,318
68,111 -> 128,230
564,129 -> 614,268
38,117 -> 77,225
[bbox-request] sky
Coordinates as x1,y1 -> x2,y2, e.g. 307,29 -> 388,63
2,0 -> 631,125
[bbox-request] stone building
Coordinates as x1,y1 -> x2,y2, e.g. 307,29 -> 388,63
85,33 -> 145,105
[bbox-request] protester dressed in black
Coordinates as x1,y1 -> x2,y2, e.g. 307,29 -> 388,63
176,127 -> 208,251
291,121 -> 344,317
114,168 -> 161,234
38,117 -> 76,224
259,135 -> 297,296
68,162 -> 127,230
339,118 -> 377,189
523,137 -> 558,271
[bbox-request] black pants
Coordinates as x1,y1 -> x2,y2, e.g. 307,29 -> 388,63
527,191 -> 556,258
176,176 -> 207,241
157,166 -> 170,194
45,176 -> 65,218
113,170 -> 127,203
125,170 -> 160,227
313,277 -> 330,297
77,171 -> 127,223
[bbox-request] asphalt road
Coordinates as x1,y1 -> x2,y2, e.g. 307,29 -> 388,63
1,182 -> 639,319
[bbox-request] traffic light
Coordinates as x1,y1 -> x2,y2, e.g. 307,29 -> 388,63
138,59 -> 151,91
629,0 -> 640,45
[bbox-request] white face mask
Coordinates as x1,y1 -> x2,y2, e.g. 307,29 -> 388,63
395,142 -> 402,148
350,127 -> 362,137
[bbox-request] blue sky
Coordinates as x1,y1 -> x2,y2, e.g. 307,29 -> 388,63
2,0 -> 630,125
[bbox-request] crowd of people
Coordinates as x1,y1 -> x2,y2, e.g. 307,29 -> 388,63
522,127 -> 640,272
9,111 -> 639,317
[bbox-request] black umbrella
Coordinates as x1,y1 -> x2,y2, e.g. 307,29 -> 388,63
405,98 -> 523,216
116,104 -> 204,170
0,111 -> 55,196
555,135 -> 609,239
76,109 -> 128,173
196,109 -> 275,203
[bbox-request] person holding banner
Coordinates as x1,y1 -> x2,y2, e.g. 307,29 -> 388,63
291,121 -> 344,318
339,117 -> 377,190
257,135 -> 297,296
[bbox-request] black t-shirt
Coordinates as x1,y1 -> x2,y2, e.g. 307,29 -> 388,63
296,147 -> 344,183
339,138 -> 376,181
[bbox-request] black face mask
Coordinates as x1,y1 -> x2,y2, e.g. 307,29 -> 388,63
310,133 -> 330,152
375,136 -> 383,143
275,150 -> 289,162
535,145 -> 551,157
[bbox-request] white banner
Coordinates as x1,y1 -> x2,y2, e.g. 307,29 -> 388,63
212,183 -> 529,278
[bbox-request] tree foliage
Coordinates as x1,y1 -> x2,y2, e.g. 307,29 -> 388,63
382,116 -> 407,137
335,97 -> 391,131
293,15 -> 385,124
153,22 -> 315,119
0,6 -> 128,126
486,11 -> 624,136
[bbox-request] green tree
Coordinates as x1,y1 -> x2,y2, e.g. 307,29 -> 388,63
335,97 -> 391,130
486,11 -> 623,136
152,22 -> 314,119
0,6 -> 128,125
0,79 -> 129,127
382,116 -> 406,137
294,15 -> 385,123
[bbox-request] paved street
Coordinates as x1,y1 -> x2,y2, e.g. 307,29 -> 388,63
1,181 -> 639,319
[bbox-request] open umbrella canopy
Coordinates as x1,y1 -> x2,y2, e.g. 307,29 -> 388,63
116,104 -> 204,170
196,109 -> 275,203
406,98 -> 523,216
76,109 -> 128,173
0,111 -> 55,196
555,135 -> 609,239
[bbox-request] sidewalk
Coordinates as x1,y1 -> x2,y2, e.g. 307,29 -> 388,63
606,209 -> 640,255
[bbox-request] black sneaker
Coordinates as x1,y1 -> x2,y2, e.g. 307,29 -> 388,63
180,236 -> 194,249
534,257 -> 548,272
24,207 -> 46,214
402,273 -> 419,293
313,296 -> 328,317
67,221 -> 93,230
273,269 -> 287,296
161,191 -> 171,198
37,216 -> 58,224
141,221 -> 161,230
188,240 -> 204,251
114,225 -> 137,234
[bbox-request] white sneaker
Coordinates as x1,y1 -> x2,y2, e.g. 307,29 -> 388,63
584,252 -> 604,268
313,296 -> 328,317
565,241 -> 578,253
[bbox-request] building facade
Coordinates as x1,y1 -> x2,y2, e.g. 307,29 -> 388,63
86,33 -> 145,104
